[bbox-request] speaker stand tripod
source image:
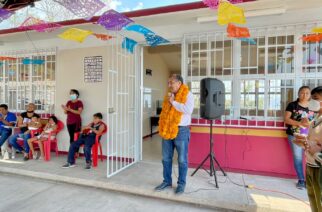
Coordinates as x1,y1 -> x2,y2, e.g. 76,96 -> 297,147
191,119 -> 226,188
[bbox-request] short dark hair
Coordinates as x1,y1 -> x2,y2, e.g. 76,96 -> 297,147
93,113 -> 103,119
311,86 -> 322,96
171,74 -> 184,84
49,115 -> 58,124
70,89 -> 80,98
0,104 -> 8,110
32,114 -> 40,119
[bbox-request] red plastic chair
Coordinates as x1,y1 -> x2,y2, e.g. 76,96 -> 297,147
74,122 -> 108,167
16,128 -> 43,152
42,120 -> 64,161
28,120 -> 64,161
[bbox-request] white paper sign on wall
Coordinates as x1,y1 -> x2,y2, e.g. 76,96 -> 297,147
84,56 -> 103,83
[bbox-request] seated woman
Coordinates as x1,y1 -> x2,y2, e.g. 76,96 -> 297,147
62,113 -> 105,169
28,116 -> 58,160
10,114 -> 42,161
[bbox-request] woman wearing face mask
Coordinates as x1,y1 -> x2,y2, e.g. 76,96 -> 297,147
61,89 -> 83,146
285,86 -> 315,189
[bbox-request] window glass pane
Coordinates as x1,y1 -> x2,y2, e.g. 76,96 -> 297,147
267,79 -> 294,118
0,52 -> 56,116
240,80 -> 265,117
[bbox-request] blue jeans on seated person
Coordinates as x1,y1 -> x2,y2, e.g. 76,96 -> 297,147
0,128 -> 12,147
288,135 -> 304,181
67,134 -> 96,164
9,133 -> 31,153
162,126 -> 190,187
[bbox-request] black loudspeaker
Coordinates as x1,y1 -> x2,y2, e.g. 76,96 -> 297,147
200,78 -> 225,120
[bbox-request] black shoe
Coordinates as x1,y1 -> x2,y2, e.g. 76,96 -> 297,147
175,184 -> 185,194
62,163 -> 76,168
23,156 -> 29,161
85,162 -> 91,169
155,182 -> 172,191
296,180 -> 306,190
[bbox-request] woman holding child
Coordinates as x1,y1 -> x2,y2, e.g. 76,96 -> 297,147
284,86 -> 315,189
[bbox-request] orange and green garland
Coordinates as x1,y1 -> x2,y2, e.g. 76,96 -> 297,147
158,84 -> 189,140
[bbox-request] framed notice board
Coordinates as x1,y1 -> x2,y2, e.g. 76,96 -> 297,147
84,56 -> 103,83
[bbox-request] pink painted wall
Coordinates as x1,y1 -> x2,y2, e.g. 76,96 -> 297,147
188,129 -> 298,177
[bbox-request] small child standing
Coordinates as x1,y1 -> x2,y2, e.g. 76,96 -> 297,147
28,116 -> 58,160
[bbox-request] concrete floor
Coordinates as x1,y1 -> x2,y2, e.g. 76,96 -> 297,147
0,174 -> 217,212
0,135 -> 312,211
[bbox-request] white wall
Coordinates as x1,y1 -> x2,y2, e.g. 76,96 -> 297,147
55,46 -> 108,152
143,47 -> 171,137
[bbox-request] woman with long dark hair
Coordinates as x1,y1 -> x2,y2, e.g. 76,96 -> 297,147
285,86 -> 315,189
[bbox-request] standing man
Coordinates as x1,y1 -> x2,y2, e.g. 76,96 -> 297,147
0,104 -> 17,158
155,74 -> 194,194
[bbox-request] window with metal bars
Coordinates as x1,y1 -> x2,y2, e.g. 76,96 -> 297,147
184,26 -> 322,128
0,49 -> 56,117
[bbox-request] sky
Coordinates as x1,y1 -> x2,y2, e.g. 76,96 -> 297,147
0,0 -> 201,30
109,0 -> 200,12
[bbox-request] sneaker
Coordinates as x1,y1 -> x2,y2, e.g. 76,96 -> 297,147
23,156 -> 29,161
33,152 -> 38,160
155,182 -> 172,191
175,184 -> 185,195
0,147 -> 5,156
62,163 -> 76,168
3,151 -> 9,160
296,180 -> 306,190
84,162 -> 91,169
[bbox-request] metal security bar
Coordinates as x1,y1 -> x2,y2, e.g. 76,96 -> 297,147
0,48 -> 56,117
183,23 -> 322,128
106,33 -> 140,178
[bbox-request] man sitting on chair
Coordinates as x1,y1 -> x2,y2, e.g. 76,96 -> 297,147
8,103 -> 39,159
62,113 -> 105,169
0,104 -> 17,159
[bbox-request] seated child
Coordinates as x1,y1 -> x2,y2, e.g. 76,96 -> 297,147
24,114 -> 42,135
62,113 -> 105,169
28,115 -> 58,160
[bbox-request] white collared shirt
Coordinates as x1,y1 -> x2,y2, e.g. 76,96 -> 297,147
171,91 -> 194,126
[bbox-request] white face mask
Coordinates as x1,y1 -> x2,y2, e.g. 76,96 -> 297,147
308,99 -> 321,112
70,94 -> 77,100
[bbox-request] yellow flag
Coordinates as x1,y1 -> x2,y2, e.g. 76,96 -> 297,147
312,27 -> 322,33
58,28 -> 93,43
218,1 -> 246,25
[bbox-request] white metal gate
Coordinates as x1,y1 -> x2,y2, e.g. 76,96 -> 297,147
106,34 -> 142,177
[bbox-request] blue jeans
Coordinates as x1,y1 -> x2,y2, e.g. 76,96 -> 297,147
67,134 -> 95,164
288,135 -> 304,181
9,133 -> 31,153
0,128 -> 12,147
162,126 -> 190,187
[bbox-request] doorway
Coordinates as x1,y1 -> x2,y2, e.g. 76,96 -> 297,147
141,44 -> 182,163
